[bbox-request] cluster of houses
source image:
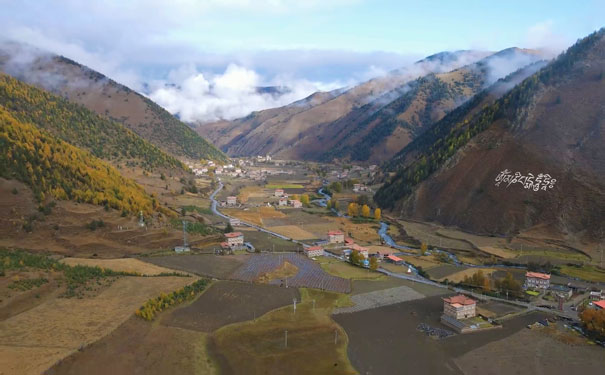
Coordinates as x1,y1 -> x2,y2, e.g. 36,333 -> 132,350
275,189 -> 303,208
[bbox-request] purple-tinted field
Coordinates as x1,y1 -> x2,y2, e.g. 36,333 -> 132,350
230,253 -> 351,293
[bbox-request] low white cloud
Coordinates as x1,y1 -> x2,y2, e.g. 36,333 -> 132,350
148,64 -> 343,123
526,20 -> 571,56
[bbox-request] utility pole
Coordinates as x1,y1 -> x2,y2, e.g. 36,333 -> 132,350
284,330 -> 288,348
293,298 -> 297,314
312,299 -> 316,311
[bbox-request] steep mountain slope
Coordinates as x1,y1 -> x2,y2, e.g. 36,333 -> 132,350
0,43 -> 226,162
197,50 -> 493,159
314,48 -> 544,163
0,73 -> 183,171
375,29 -> 605,241
0,106 -> 156,214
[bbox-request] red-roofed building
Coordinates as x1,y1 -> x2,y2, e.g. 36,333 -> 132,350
227,196 -> 237,206
274,189 -> 284,197
345,238 -> 355,245
304,246 -> 324,258
386,255 -> 403,264
594,300 -> 605,310
443,295 -> 476,319
224,232 -> 244,247
525,272 -> 551,289
350,244 -> 369,258
327,230 -> 344,244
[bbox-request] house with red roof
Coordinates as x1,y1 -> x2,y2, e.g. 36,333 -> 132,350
327,230 -> 344,244
224,232 -> 244,248
443,295 -> 476,319
525,272 -> 551,290
350,244 -> 369,258
386,254 -> 403,265
594,300 -> 605,310
304,246 -> 324,258
274,189 -> 284,197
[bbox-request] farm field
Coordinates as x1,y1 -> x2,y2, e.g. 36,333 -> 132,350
230,253 -> 351,293
304,217 -> 380,244
317,256 -> 383,280
351,277 -> 446,297
426,264 -> 468,280
209,288 -> 356,375
162,280 -> 300,332
398,220 -> 475,251
142,254 -> 246,278
454,324 -> 605,374
223,206 -> 286,227
334,295 -> 551,375
60,257 -> 181,275
237,228 -> 303,252
0,276 -> 194,375
266,225 -> 317,240
46,316 -> 216,375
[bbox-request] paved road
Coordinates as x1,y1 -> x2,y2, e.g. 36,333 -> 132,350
210,182 -> 309,248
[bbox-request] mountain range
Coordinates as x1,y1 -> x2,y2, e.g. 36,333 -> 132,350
375,28 -> 605,244
197,48 -> 546,163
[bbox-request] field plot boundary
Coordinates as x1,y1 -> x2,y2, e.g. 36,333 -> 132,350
333,285 -> 425,314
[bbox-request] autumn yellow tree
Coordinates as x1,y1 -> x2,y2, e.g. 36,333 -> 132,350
347,202 -> 359,217
374,208 -> 381,220
580,308 -> 605,338
420,242 -> 428,255
369,256 -> 378,270
300,194 -> 310,206
361,204 -> 370,218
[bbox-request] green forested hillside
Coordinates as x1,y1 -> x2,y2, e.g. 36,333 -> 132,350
0,73 -> 183,170
375,28 -> 605,209
0,105 -> 158,214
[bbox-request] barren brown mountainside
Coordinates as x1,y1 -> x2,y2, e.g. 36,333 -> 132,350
197,50 -> 494,160
0,43 -> 226,162
375,29 -> 605,244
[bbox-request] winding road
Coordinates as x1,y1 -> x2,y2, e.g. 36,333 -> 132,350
210,181 -> 309,248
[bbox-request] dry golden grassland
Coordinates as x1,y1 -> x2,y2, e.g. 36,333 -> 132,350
60,258 -> 182,276
237,186 -> 266,203
0,276 -> 194,375
223,206 -> 286,227
258,261 -> 299,283
267,225 -> 317,240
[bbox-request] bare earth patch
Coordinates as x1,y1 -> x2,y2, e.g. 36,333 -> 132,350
162,280 -> 300,332
0,276 -> 194,375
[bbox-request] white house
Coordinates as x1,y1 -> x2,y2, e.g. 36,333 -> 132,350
304,246 -> 324,258
227,196 -> 237,206
278,197 -> 288,206
224,232 -> 244,247
327,230 -> 345,244
290,199 -> 302,208
525,272 -> 550,289
275,189 -> 284,197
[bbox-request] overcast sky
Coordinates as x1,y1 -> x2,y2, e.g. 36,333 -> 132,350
1,0 -> 603,121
